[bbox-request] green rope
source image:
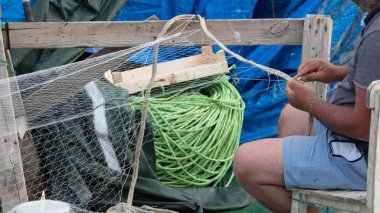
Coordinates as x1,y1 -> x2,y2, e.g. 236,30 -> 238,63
0,57 -> 15,74
131,75 -> 245,187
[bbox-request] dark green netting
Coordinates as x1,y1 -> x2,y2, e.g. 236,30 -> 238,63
31,80 -> 250,212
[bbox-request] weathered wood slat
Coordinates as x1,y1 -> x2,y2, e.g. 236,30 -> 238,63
367,87 -> 380,212
105,46 -> 228,94
290,189 -> 366,213
301,14 -> 332,100
290,189 -> 366,203
2,19 -> 305,49
0,24 -> 28,212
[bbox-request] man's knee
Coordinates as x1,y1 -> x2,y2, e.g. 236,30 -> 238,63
278,104 -> 315,137
278,104 -> 293,137
234,144 -> 252,182
233,143 -> 261,184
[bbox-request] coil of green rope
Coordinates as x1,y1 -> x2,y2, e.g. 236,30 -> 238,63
131,75 -> 245,187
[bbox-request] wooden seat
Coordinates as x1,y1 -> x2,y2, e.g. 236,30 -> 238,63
290,189 -> 366,212
290,80 -> 380,213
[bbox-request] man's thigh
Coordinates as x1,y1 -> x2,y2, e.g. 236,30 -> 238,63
283,130 -> 367,190
234,138 -> 285,186
278,104 -> 316,137
235,126 -> 367,191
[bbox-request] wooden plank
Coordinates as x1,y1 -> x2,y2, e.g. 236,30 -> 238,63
2,19 -> 305,49
290,189 -> 366,204
105,47 -> 228,94
301,15 -> 333,100
6,55 -> 44,202
291,192 -> 307,213
87,16 -> 160,59
366,80 -> 380,109
367,89 -> 380,213
290,189 -> 367,212
0,25 -> 28,212
301,193 -> 367,213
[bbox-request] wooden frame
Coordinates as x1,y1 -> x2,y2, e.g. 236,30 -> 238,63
0,15 -> 332,212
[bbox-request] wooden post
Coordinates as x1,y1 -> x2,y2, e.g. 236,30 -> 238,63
366,80 -> 380,213
6,47 -> 44,202
0,25 -> 28,212
301,14 -> 333,100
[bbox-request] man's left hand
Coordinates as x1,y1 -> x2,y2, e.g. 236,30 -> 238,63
285,78 -> 317,112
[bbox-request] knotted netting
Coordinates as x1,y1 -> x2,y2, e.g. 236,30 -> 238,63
0,15 -> 289,212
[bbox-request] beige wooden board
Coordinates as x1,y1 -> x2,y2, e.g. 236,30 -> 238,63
3,19 -> 305,49
106,47 -> 228,94
367,88 -> 380,212
0,27 -> 28,212
366,80 -> 380,109
301,14 -> 332,101
302,194 -> 366,213
290,189 -> 366,203
113,62 -> 228,94
291,190 -> 367,213
5,49 -> 44,201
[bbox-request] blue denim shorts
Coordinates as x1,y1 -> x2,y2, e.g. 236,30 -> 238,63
282,121 -> 368,190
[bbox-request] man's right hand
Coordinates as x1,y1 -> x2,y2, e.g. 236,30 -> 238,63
296,58 -> 348,83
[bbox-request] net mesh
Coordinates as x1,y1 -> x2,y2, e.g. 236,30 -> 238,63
0,15 -> 287,213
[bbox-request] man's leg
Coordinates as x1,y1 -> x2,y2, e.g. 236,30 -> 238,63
234,138 -> 290,213
234,138 -> 320,213
278,104 -> 316,137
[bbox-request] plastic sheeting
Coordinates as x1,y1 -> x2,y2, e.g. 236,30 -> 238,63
0,0 -> 365,143
114,0 -> 364,143
0,0 -> 35,22
231,0 -> 365,143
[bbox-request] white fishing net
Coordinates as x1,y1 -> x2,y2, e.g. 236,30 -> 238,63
0,15 -> 288,213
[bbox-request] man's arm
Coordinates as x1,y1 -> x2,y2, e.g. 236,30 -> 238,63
286,80 -> 371,141
308,87 -> 371,141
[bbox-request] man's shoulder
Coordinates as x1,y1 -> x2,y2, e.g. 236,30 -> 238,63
364,13 -> 380,37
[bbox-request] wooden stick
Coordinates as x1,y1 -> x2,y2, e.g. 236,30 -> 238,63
22,0 -> 34,22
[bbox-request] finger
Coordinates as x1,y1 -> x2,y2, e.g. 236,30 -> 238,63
302,71 -> 321,82
297,60 -> 319,76
298,59 -> 315,72
287,78 -> 298,89
285,82 -> 292,94
287,78 -> 306,90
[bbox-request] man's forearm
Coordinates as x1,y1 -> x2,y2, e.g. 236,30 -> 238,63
307,100 -> 370,141
335,64 -> 350,82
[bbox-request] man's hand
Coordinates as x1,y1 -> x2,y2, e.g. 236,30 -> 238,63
285,79 -> 318,112
296,58 -> 348,83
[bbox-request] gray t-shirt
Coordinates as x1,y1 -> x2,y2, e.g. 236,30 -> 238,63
331,13 -> 380,105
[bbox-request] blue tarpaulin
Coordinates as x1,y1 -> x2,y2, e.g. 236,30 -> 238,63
0,0 -> 365,144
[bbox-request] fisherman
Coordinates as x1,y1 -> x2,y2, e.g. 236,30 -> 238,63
233,0 -> 380,212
